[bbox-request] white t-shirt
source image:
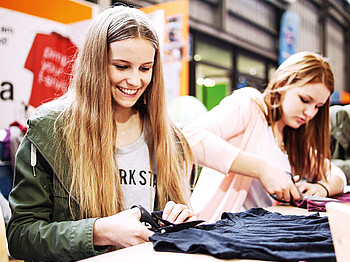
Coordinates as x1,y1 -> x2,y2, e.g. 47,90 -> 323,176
243,126 -> 291,210
117,129 -> 157,212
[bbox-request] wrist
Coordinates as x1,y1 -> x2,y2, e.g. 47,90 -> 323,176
254,159 -> 270,180
313,182 -> 330,197
93,217 -> 110,246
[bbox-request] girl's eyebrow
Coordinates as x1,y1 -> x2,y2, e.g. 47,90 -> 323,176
109,59 -> 154,65
110,59 -> 129,63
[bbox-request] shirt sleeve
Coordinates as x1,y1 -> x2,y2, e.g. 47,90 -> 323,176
6,137 -> 107,261
24,34 -> 42,72
182,89 -> 261,175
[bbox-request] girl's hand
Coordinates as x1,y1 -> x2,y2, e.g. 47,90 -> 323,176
93,208 -> 153,248
258,165 -> 301,202
162,201 -> 197,223
230,152 -> 301,203
296,182 -> 328,197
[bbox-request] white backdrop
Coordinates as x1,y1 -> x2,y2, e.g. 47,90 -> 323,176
0,2 -> 99,129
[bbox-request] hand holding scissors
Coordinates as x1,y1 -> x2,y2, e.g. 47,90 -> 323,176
271,172 -> 339,203
132,205 -> 204,233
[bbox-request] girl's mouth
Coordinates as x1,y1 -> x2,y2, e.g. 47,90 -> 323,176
117,86 -> 138,95
297,117 -> 306,125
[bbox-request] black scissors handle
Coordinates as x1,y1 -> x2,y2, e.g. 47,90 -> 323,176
131,204 -> 160,229
132,204 -> 204,233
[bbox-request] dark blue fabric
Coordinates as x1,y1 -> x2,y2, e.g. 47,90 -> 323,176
149,208 -> 335,262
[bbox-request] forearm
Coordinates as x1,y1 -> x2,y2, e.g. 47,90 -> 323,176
188,131 -> 240,175
229,151 -> 268,179
230,151 -> 301,201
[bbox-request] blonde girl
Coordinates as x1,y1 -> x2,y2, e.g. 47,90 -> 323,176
7,5 -> 195,261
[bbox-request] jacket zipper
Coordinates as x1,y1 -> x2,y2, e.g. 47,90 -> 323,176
26,136 -> 78,204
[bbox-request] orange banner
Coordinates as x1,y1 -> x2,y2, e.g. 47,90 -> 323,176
141,0 -> 189,101
0,0 -> 94,24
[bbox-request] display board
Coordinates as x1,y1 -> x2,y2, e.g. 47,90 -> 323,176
0,0 -> 99,128
141,0 -> 189,103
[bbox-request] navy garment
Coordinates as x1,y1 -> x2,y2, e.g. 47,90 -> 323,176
149,208 -> 335,262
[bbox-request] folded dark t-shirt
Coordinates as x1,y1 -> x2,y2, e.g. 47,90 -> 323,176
149,208 -> 335,262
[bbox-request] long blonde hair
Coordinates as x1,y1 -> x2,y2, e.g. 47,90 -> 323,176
57,5 -> 194,218
263,51 -> 334,181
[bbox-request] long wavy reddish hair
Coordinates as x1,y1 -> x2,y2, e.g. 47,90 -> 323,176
263,52 -> 334,181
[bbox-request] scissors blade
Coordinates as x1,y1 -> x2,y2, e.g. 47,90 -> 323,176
302,195 -> 340,202
159,220 -> 205,233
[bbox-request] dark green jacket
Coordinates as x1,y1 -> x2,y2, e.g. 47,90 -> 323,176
6,101 -> 107,261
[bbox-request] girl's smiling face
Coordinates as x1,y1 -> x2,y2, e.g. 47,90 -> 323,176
108,38 -> 155,110
279,82 -> 331,129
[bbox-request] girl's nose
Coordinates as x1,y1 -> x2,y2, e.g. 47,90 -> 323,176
304,105 -> 317,119
126,70 -> 141,86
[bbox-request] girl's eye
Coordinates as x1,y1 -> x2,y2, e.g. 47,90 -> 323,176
140,67 -> 151,72
115,65 -> 128,70
300,96 -> 309,103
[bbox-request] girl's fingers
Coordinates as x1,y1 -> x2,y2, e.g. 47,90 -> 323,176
174,208 -> 192,223
166,204 -> 186,223
162,201 -> 175,220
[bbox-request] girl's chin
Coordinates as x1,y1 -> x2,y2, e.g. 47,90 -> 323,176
111,97 -> 139,109
285,121 -> 302,129
291,123 -> 304,129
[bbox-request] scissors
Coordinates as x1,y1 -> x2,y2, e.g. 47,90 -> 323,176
131,204 -> 204,233
270,172 -> 339,203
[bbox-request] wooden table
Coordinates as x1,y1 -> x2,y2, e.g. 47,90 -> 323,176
80,205 -> 325,262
